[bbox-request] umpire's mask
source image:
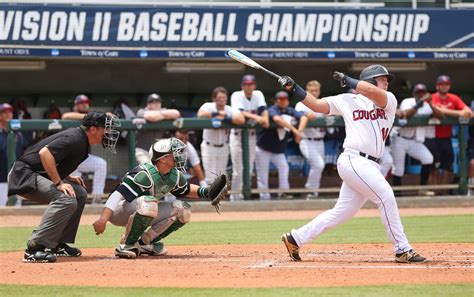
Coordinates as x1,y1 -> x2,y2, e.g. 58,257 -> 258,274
83,111 -> 121,153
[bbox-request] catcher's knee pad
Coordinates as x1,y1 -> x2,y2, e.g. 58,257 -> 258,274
173,200 -> 191,224
121,196 -> 158,245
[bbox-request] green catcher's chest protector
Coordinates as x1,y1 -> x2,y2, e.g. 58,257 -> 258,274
137,162 -> 180,199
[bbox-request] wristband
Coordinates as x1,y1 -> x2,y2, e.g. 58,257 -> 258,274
344,76 -> 360,89
211,112 -> 218,117
224,115 -> 232,121
197,186 -> 209,198
414,100 -> 424,110
292,84 -> 308,101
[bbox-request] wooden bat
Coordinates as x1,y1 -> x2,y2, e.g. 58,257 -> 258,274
225,49 -> 282,80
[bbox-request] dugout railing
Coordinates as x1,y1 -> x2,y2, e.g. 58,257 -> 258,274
6,116 -> 473,200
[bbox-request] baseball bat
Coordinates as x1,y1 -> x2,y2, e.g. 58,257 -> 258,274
225,49 -> 282,80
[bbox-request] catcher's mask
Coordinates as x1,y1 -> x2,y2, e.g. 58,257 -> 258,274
82,111 -> 121,153
149,137 -> 187,172
359,64 -> 394,86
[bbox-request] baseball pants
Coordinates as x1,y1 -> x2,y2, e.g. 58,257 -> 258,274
229,131 -> 256,200
299,139 -> 325,194
380,147 -> 394,177
255,146 -> 289,200
291,150 -> 412,254
21,175 -> 87,248
0,182 -> 7,206
392,136 -> 433,177
72,154 -> 107,195
201,142 -> 229,184
109,199 -> 183,242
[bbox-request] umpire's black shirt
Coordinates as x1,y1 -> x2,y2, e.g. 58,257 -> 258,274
19,126 -> 90,179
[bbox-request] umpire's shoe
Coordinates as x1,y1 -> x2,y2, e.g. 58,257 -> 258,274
115,243 -> 139,259
395,249 -> 426,263
23,240 -> 56,263
282,233 -> 301,261
49,243 -> 82,257
138,241 -> 168,256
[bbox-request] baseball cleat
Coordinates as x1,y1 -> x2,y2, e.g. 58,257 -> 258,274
138,242 -> 168,256
49,243 -> 82,257
23,250 -> 57,263
395,249 -> 426,263
115,244 -> 139,259
281,233 -> 301,261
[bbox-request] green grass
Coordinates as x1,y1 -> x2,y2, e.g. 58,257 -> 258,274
0,215 -> 472,252
0,284 -> 473,297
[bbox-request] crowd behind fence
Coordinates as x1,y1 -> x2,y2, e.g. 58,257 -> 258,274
5,116 -> 472,203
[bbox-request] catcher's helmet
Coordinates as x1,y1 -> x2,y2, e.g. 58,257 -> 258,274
149,138 -> 187,172
359,65 -> 394,85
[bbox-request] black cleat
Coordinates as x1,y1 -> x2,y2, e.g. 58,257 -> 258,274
395,249 -> 426,263
23,250 -> 56,263
49,243 -> 82,257
282,233 -> 301,261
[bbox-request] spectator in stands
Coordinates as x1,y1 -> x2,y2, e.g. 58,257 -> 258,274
135,93 -> 181,164
469,101 -> 474,196
62,95 -> 108,203
430,75 -> 472,187
197,87 -> 245,185
392,84 -> 444,196
295,80 -> 326,199
0,103 -> 27,206
230,74 -> 269,200
11,98 -> 33,147
256,91 -> 306,200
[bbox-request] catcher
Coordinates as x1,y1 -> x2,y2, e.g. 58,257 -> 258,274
92,137 -> 229,259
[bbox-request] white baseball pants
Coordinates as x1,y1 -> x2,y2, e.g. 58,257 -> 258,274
392,136 -> 433,177
299,139 -> 325,194
291,150 -> 412,254
201,142 -> 230,184
0,182 -> 7,206
255,146 -> 289,200
72,154 -> 107,195
229,131 -> 256,200
380,147 -> 394,177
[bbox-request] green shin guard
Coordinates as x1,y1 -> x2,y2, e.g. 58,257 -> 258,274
152,220 -> 186,244
125,213 -> 154,245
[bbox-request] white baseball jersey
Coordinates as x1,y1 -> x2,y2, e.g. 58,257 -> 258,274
295,102 -> 326,139
230,90 -> 266,114
399,98 -> 433,142
325,92 -> 397,159
185,142 -> 200,167
198,102 -> 241,144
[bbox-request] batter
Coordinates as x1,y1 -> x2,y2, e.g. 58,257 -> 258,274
279,65 -> 426,263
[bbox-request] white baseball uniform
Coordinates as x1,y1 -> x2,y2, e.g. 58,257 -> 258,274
291,91 -> 414,254
392,98 -> 434,177
295,102 -> 326,196
198,102 -> 241,184
72,154 -> 107,195
230,90 -> 267,200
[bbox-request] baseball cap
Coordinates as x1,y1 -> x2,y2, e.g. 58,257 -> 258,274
436,75 -> 451,85
413,83 -> 428,93
147,93 -> 162,103
241,74 -> 256,84
275,91 -> 289,99
82,111 -> 107,127
0,103 -> 13,112
74,94 -> 91,105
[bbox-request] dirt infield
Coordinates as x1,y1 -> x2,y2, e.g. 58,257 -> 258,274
1,243 -> 473,288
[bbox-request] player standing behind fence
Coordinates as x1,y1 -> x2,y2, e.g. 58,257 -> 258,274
279,65 -> 426,263
9,112 -> 120,263
256,91 -> 305,200
198,87 -> 245,185
62,95 -> 108,203
229,75 -> 269,200
296,81 -> 326,199
392,84 -> 444,196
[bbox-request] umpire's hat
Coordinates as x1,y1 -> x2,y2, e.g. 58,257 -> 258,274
82,111 -> 107,127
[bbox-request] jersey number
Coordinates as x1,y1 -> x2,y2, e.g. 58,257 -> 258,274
381,128 -> 389,142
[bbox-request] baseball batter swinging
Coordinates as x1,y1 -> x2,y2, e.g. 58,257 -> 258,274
280,65 -> 426,263
93,138 -> 229,259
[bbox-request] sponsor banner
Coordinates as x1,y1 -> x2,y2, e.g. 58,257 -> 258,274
1,4 -> 473,49
0,47 -> 472,60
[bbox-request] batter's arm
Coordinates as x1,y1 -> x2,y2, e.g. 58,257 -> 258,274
355,81 -> 388,108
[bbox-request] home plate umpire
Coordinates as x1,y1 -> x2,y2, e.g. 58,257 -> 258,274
8,111 -> 120,263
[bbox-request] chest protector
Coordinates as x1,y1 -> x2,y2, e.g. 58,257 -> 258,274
140,162 -> 179,199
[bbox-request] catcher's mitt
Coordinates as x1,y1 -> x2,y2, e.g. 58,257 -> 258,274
207,174 -> 231,213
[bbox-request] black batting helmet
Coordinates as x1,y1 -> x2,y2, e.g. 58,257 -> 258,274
359,65 -> 394,86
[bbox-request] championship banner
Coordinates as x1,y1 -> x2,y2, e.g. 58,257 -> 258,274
1,4 -> 473,59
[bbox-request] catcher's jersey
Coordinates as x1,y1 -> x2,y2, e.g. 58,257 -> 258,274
295,101 -> 326,139
325,91 -> 397,159
115,163 -> 188,202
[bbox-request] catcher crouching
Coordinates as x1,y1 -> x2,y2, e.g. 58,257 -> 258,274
93,137 -> 230,259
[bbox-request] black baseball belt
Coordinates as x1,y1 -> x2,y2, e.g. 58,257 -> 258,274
342,148 -> 381,163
